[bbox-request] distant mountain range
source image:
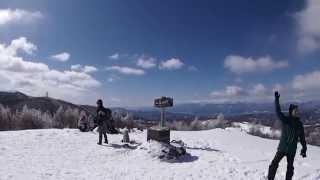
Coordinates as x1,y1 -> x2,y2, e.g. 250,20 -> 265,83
169,101 -> 320,116
1,91 -> 320,124
132,101 -> 320,125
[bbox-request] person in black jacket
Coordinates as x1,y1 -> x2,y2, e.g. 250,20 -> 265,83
268,91 -> 307,180
96,99 -> 112,145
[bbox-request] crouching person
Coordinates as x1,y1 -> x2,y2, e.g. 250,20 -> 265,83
96,99 -> 112,145
268,91 -> 307,180
78,111 -> 89,132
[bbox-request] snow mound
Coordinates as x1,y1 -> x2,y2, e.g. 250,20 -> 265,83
139,140 -> 166,158
233,122 -> 281,138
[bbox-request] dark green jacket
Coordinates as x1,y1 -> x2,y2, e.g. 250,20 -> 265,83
275,98 -> 307,155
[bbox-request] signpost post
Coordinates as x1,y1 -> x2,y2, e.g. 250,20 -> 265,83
147,97 -> 173,143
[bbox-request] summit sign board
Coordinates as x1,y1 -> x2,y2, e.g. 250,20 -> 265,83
154,97 -> 173,108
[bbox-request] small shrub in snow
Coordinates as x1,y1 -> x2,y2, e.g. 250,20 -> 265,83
168,115 -> 229,131
246,123 -> 280,139
305,127 -> 320,146
112,112 -> 142,131
0,104 -> 14,130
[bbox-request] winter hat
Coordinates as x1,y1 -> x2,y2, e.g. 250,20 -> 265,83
97,99 -> 103,105
289,104 -> 298,115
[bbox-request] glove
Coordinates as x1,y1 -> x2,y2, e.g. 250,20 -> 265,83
300,148 -> 307,158
275,91 -> 280,99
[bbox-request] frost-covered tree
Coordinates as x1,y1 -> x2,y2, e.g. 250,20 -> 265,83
53,106 -> 64,128
52,106 -> 80,128
18,105 -> 48,129
0,104 -> 13,130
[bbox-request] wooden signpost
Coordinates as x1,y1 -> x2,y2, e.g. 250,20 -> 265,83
147,97 -> 173,143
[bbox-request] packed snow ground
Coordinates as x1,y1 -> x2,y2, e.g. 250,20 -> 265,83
0,127 -> 320,180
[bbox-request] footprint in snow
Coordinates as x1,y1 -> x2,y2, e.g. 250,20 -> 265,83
301,162 -> 311,167
297,161 -> 310,167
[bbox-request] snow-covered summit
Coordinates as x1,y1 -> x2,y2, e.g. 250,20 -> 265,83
0,128 -> 319,180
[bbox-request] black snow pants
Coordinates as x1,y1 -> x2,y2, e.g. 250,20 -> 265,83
98,131 -> 108,144
268,151 -> 295,180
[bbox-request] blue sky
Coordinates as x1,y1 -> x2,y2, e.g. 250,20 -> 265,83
0,0 -> 320,107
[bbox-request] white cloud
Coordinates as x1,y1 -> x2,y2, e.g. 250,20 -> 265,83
110,97 -> 121,103
0,37 -> 47,73
136,55 -> 156,69
105,66 -> 145,75
0,37 -> 101,103
106,75 -> 120,83
71,64 -> 98,73
109,53 -> 120,60
70,64 -> 81,71
7,37 -> 37,55
251,84 -> 267,96
292,70 -> 320,91
224,55 -> 288,74
209,70 -> 320,103
209,84 -> 275,103
210,86 -> 247,98
159,58 -> 184,70
270,70 -> 320,101
295,0 -> 320,53
0,9 -> 43,25
83,66 -> 98,73
298,36 -> 320,53
50,52 -> 70,62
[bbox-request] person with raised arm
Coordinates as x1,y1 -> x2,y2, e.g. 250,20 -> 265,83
268,91 -> 307,180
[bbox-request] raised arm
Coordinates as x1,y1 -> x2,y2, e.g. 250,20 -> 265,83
274,91 -> 288,124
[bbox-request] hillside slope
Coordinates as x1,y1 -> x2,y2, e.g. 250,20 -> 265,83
0,128 -> 319,180
0,91 -> 81,114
